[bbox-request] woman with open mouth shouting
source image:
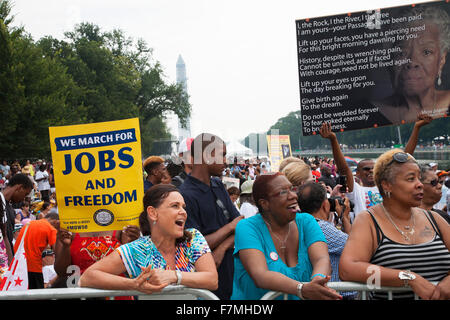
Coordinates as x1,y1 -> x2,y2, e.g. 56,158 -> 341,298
79,184 -> 218,295
231,172 -> 342,300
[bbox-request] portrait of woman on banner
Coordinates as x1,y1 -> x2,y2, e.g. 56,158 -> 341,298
372,5 -> 450,125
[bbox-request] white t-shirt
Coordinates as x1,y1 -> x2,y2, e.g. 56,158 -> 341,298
435,184 -> 448,211
42,265 -> 57,284
240,202 -> 258,219
248,166 -> 255,179
35,170 -> 50,191
447,192 -> 450,215
347,181 -> 382,221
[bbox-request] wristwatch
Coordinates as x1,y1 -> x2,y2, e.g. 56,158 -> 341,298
296,282 -> 306,300
398,270 -> 416,287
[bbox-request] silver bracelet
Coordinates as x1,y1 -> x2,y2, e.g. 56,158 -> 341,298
296,282 -> 306,300
175,270 -> 182,285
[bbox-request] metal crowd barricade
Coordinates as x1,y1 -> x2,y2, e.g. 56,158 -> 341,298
0,285 -> 219,300
260,281 -> 427,300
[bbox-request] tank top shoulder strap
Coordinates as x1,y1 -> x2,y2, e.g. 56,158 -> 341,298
367,208 -> 383,245
422,209 -> 442,238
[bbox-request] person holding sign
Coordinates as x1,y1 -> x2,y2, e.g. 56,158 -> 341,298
374,5 -> 450,124
54,224 -> 140,285
79,184 -> 218,293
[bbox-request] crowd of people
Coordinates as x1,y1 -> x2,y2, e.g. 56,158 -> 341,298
0,115 -> 449,300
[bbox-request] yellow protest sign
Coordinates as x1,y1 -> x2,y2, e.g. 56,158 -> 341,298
266,135 -> 292,172
49,118 -> 144,232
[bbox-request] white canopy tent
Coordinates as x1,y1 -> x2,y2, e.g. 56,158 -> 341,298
226,140 -> 253,159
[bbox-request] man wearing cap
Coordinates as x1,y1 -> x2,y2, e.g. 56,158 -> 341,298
429,162 -> 439,172
12,223 -> 23,246
179,133 -> 243,300
42,249 -> 57,288
142,156 -> 168,193
172,137 -> 194,188
436,170 -> 449,212
239,180 -> 258,219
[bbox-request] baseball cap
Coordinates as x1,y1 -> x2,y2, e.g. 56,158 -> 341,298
241,180 -> 254,195
143,156 -> 165,169
437,170 -> 449,177
14,224 -> 23,233
42,249 -> 54,258
429,162 -> 438,168
178,137 -> 194,155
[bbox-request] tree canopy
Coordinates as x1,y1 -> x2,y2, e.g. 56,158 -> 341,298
0,0 -> 190,160
244,109 -> 449,154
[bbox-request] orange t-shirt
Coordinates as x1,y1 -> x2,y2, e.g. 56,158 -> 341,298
14,220 -> 57,273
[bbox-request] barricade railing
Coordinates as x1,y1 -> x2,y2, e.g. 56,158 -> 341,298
260,281 -> 439,300
0,285 -> 219,300
0,281 -> 438,300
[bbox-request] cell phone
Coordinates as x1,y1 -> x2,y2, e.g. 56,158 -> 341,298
337,175 -> 347,193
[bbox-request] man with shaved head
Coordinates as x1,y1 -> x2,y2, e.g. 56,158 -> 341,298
179,133 -> 243,300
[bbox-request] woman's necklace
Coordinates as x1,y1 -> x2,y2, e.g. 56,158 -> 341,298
263,218 -> 291,250
381,204 -> 415,241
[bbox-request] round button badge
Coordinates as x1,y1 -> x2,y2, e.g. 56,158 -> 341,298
270,252 -> 279,261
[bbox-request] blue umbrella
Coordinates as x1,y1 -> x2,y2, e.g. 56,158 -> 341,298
345,156 -> 358,167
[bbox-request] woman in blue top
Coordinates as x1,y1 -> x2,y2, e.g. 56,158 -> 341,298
231,172 -> 342,300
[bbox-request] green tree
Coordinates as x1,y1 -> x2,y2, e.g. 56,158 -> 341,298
244,109 -> 450,152
0,0 -> 85,159
38,22 -> 190,157
1,1 -> 190,160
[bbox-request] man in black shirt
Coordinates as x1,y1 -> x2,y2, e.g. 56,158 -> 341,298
179,133 -> 243,299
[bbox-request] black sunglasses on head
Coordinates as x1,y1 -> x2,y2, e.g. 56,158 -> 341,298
387,152 -> 416,166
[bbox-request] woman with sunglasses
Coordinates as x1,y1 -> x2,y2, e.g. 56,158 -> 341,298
419,165 -> 450,224
231,172 -> 342,300
340,149 -> 450,300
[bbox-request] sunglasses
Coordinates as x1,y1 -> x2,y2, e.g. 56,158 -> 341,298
423,179 -> 442,187
362,166 -> 374,171
387,152 -> 416,166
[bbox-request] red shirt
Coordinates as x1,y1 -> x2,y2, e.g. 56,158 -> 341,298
312,170 -> 321,182
70,232 -> 120,274
70,232 -> 133,300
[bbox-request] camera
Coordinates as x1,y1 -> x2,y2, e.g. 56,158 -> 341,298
336,175 -> 347,193
328,196 -> 355,212
328,196 -> 344,212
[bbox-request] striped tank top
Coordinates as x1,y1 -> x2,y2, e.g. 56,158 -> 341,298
368,209 -> 450,300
